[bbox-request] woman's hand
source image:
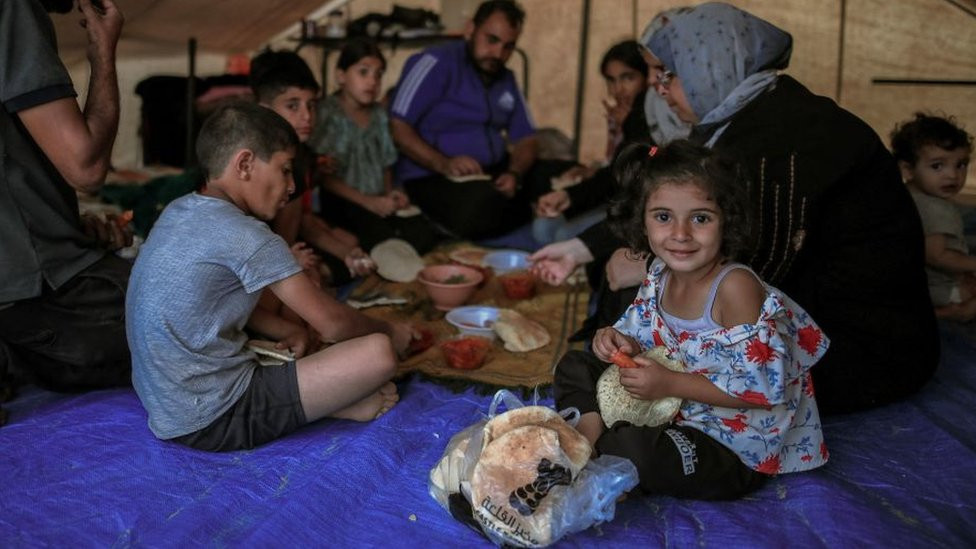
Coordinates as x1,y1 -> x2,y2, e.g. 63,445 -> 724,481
602,97 -> 631,129
592,327 -> 640,363
493,171 -> 518,198
528,238 -> 594,286
533,190 -> 571,218
554,164 -> 593,188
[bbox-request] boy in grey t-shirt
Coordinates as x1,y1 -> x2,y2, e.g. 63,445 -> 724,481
126,103 -> 413,451
891,113 -> 974,320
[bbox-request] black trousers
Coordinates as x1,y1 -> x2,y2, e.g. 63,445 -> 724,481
554,350 -> 766,499
403,159 -> 572,241
318,190 -> 440,255
0,254 -> 132,393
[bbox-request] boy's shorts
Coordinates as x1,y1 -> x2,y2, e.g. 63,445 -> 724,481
173,361 -> 307,452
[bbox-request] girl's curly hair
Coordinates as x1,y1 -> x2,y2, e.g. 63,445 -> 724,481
606,139 -> 749,261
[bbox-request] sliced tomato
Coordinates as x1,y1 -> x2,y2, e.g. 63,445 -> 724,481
440,336 -> 491,370
498,271 -> 536,299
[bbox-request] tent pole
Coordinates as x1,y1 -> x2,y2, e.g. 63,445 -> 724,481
632,0 -> 638,38
834,0 -> 845,102
572,0 -> 591,160
185,37 -> 197,168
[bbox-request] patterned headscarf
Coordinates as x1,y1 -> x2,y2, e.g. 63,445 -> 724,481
644,3 -> 792,135
638,9 -> 692,144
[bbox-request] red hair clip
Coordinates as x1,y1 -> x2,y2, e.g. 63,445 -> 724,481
648,146 -> 659,157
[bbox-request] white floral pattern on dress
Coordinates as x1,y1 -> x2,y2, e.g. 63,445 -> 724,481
614,259 -> 829,474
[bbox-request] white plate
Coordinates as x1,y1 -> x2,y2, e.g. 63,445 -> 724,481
445,306 -> 499,340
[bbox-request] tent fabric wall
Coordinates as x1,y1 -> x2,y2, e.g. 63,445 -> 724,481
54,1 -> 976,190
67,52 -> 229,169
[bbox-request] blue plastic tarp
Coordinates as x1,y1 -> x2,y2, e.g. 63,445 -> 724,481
2,327 -> 975,547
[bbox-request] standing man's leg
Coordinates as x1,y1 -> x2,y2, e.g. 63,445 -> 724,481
0,254 -> 131,393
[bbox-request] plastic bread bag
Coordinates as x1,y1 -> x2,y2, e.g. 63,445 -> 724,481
429,390 -> 528,510
429,419 -> 485,509
429,390 -> 639,547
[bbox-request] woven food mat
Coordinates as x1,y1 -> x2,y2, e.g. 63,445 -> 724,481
355,245 -> 590,391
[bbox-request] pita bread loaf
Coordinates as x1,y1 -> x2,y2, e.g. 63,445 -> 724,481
394,205 -> 421,218
481,406 -> 590,473
370,238 -> 424,282
448,247 -> 488,267
493,309 -> 550,352
471,425 -> 574,547
447,173 -> 492,183
246,339 -> 295,365
597,347 -> 685,428
429,430 -> 473,508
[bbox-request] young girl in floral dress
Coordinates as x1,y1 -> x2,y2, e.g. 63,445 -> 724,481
554,140 -> 830,499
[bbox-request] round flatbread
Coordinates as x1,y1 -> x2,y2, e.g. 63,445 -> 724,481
370,238 -> 424,282
447,173 -> 492,183
481,406 -> 590,473
246,339 -> 295,365
448,247 -> 488,267
493,309 -> 550,352
596,347 -> 685,428
471,425 -> 571,547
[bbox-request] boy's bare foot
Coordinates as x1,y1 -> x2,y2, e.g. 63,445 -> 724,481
331,382 -> 399,422
377,381 -> 399,415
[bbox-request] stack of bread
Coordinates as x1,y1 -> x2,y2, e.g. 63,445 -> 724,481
430,405 -> 591,547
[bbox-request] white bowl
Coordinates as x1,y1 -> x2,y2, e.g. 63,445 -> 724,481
482,250 -> 530,274
445,306 -> 499,340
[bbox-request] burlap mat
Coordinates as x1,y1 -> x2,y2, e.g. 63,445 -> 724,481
355,245 -> 590,392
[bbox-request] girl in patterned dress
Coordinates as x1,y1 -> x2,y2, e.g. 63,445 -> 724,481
308,39 -> 438,255
553,140 -> 829,499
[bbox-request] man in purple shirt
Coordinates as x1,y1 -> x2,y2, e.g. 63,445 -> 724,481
390,0 -> 556,240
